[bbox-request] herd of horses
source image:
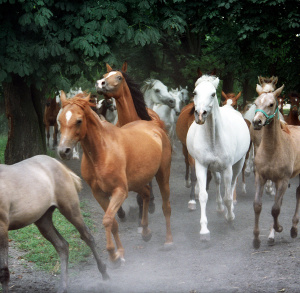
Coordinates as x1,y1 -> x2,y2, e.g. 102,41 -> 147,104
1,63 -> 300,292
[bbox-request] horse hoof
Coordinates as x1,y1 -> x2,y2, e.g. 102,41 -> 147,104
109,257 -> 125,269
185,180 -> 191,188
200,232 -> 210,242
137,227 -> 143,234
253,238 -> 261,249
188,200 -> 197,211
142,231 -> 152,242
275,225 -> 283,233
268,237 -> 275,246
291,227 -> 298,238
163,242 -> 174,251
148,201 -> 155,214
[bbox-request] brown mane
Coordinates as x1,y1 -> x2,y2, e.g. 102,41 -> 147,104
64,93 -> 96,110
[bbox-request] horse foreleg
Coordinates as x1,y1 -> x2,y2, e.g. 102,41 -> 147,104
46,125 -> 50,147
223,166 -> 235,222
53,123 -> 59,148
188,155 -> 197,210
182,144 -> 191,188
149,181 -> 155,214
213,172 -> 224,213
253,173 -> 266,249
0,220 -> 9,293
195,162 -> 210,241
35,208 -> 69,293
291,184 -> 300,238
100,188 -> 126,264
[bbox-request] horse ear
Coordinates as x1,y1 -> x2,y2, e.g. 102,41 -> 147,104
106,64 -> 113,72
84,92 -> 91,102
122,61 -> 128,72
236,91 -> 242,100
212,77 -> 220,89
60,90 -> 68,107
258,76 -> 263,85
197,67 -> 203,78
221,91 -> 228,100
272,76 -> 278,86
274,84 -> 284,98
210,68 -> 217,76
256,84 -> 263,95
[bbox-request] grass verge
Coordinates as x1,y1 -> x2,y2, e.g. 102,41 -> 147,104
8,201 -> 98,273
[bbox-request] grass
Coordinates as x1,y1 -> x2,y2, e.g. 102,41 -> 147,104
8,201 -> 98,273
0,135 -> 7,163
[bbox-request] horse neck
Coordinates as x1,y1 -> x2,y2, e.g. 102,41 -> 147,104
287,110 -> 299,125
80,109 -> 109,161
260,114 -> 284,153
115,83 -> 140,126
143,91 -> 154,108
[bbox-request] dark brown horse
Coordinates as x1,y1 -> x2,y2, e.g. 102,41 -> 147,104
284,92 -> 300,126
43,96 -> 61,149
57,92 -> 173,265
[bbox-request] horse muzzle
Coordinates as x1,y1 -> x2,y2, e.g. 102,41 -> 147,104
252,115 -> 264,130
57,146 -> 74,160
194,110 -> 206,125
165,97 -> 176,108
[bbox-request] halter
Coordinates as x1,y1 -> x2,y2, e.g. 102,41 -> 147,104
255,105 -> 279,125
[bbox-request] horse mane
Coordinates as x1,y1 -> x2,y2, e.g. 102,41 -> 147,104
140,78 -> 156,93
280,120 -> 291,134
195,74 -> 219,88
122,72 -> 152,121
64,93 -> 96,110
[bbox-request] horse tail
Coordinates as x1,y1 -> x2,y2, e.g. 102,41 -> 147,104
69,170 -> 83,192
59,162 -> 83,192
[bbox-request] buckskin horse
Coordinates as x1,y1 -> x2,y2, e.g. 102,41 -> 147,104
57,92 -> 173,265
0,155 -> 108,293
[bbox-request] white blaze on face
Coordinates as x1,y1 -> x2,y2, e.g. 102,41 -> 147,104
227,99 -> 233,106
96,71 -> 118,88
66,110 -> 72,125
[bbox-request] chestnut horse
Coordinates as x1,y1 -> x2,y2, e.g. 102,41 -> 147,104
252,84 -> 300,248
43,96 -> 61,149
284,92 -> 300,126
0,155 -> 108,293
95,62 -> 166,225
221,91 -> 242,109
57,92 -> 173,265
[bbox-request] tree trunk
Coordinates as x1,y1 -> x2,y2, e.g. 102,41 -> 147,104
242,79 -> 256,106
3,75 -> 46,164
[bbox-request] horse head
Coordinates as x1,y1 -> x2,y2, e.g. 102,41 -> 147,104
193,75 -> 220,125
57,90 -> 92,160
221,91 -> 242,109
289,92 -> 300,115
169,89 -> 184,116
141,79 -> 175,108
258,75 -> 278,93
179,86 -> 189,105
253,84 -> 284,130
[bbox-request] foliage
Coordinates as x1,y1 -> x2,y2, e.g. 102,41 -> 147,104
0,135 -> 7,163
8,201 -> 99,273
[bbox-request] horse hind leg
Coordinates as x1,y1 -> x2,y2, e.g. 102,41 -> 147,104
58,203 -> 109,280
155,165 -> 173,248
53,124 -> 59,149
291,184 -> 300,238
0,219 -> 9,293
35,207 -> 70,293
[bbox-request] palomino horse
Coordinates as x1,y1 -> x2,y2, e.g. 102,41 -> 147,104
0,155 -> 108,293
221,91 -> 242,109
141,79 -> 176,109
252,84 -> 300,248
43,95 -> 61,149
284,92 -> 300,126
95,62 -> 167,224
186,75 -> 250,240
57,92 -> 173,265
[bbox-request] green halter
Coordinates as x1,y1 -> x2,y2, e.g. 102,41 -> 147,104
255,106 -> 279,126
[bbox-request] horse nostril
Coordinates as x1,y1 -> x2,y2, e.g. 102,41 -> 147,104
101,81 -> 106,86
203,110 -> 207,116
65,148 -> 71,155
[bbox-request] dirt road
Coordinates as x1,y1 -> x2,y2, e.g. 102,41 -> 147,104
6,141 -> 300,293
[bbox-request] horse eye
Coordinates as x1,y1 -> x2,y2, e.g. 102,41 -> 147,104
76,119 -> 82,125
117,76 -> 122,81
192,92 -> 196,96
155,89 -> 160,93
212,93 -> 215,97
270,103 -> 274,107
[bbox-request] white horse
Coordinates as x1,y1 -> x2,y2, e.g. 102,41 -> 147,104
186,75 -> 250,240
153,89 -> 185,146
179,86 -> 189,105
141,79 -> 176,109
